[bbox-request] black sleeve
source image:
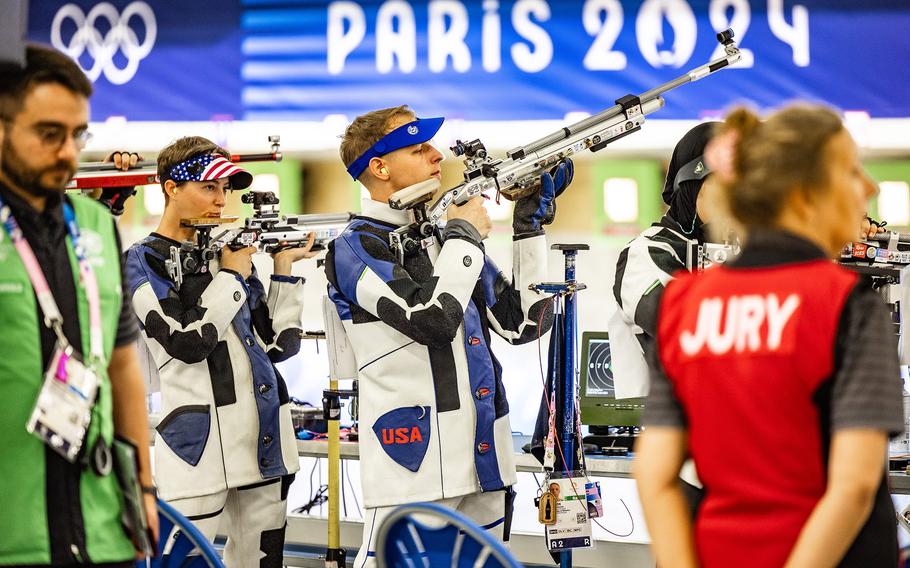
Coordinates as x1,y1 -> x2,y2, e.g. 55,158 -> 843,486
114,225 -> 139,347
831,284 -> 905,436
641,289 -> 687,428
443,218 -> 483,246
634,281 -> 666,338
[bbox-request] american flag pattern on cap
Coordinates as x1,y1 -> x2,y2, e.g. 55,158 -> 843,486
168,154 -> 253,189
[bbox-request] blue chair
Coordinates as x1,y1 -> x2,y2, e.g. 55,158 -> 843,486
136,498 -> 224,568
375,502 -> 523,568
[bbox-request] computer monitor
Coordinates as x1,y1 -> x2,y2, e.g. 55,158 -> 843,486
579,331 -> 644,427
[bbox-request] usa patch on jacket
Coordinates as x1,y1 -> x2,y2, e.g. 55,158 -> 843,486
372,406 -> 431,472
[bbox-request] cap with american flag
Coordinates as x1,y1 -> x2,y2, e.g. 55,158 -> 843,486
168,153 -> 253,189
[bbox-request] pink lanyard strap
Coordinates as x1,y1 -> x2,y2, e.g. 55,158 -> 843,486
0,195 -> 104,363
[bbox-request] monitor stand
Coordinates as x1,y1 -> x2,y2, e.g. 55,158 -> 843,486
583,425 -> 640,455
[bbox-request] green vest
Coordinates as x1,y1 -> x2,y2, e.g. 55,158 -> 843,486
0,195 -> 134,565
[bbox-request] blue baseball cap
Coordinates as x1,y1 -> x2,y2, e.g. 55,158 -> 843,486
346,116 -> 444,181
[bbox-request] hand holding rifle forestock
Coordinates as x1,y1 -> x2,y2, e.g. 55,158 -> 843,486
386,29 -> 742,261
167,192 -> 353,288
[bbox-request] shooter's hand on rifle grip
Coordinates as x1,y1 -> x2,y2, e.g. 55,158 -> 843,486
512,158 -> 573,235
272,232 -> 318,275
222,245 -> 256,280
448,196 -> 492,240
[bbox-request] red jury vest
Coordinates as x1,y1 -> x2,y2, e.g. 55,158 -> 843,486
658,259 -> 858,567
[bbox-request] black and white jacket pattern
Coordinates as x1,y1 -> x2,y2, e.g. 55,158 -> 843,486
324,199 -> 553,509
126,234 -> 303,500
608,220 -> 690,399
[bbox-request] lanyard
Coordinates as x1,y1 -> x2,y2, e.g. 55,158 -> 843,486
0,193 -> 104,363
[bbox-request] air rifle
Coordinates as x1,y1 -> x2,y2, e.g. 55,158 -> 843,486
166,190 -> 352,288
386,29 -> 743,263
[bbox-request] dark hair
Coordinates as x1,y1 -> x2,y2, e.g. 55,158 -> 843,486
157,136 -> 230,198
721,104 -> 845,228
340,105 -> 415,179
0,43 -> 92,120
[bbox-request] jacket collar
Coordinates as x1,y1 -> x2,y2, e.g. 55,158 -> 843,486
360,197 -> 412,227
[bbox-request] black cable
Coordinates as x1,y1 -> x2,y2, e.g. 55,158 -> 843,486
345,459 -> 361,517
292,458 -> 325,515
318,457 -> 323,516
293,485 -> 329,514
309,458 -> 318,503
341,459 -> 348,517
591,498 -> 635,538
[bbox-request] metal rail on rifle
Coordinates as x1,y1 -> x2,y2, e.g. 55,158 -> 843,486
385,29 -> 742,263
66,135 -> 283,190
841,231 -> 910,277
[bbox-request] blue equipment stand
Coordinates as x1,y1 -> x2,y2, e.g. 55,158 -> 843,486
531,243 -> 589,568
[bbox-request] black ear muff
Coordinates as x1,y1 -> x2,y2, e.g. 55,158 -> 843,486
673,155 -> 711,194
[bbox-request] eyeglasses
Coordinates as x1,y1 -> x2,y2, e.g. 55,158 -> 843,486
31,125 -> 93,151
3,120 -> 93,151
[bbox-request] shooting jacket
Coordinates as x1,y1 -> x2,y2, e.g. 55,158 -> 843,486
608,219 -> 691,399
125,234 -> 302,500
324,199 -> 553,508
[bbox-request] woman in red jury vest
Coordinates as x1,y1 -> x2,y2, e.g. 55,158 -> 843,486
634,104 -> 903,568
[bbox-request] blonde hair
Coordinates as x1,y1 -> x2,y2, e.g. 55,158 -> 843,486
339,105 -> 415,178
721,104 -> 845,228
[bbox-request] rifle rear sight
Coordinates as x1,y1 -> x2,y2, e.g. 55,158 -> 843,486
450,139 -> 487,160
241,190 -> 281,219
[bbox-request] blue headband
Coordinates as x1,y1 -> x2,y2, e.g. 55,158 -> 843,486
346,116 -> 444,180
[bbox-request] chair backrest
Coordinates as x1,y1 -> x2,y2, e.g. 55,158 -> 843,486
136,499 -> 225,568
375,502 -> 523,568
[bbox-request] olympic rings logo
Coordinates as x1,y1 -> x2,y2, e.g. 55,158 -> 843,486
51,2 -> 156,85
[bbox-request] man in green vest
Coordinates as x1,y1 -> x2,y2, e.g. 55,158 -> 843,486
0,44 -> 158,567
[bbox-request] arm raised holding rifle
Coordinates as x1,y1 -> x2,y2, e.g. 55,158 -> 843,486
386,29 -> 743,262
121,135 -> 319,568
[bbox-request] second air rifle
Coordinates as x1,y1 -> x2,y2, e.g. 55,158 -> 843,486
167,190 -> 352,288
386,29 -> 742,263
68,135 -> 284,190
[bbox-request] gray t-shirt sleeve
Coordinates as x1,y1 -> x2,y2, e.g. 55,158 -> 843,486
641,293 -> 687,428
832,284 -> 905,436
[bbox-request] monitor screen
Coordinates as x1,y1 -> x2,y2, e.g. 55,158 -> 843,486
584,336 -> 614,397
579,331 -> 644,427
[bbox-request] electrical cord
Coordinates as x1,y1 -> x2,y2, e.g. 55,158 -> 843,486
341,459 -> 348,517
534,294 -> 635,539
345,458 -> 362,517
293,485 -> 328,514
307,457 -> 318,512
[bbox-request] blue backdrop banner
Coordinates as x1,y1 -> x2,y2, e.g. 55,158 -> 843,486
27,1 -> 910,121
